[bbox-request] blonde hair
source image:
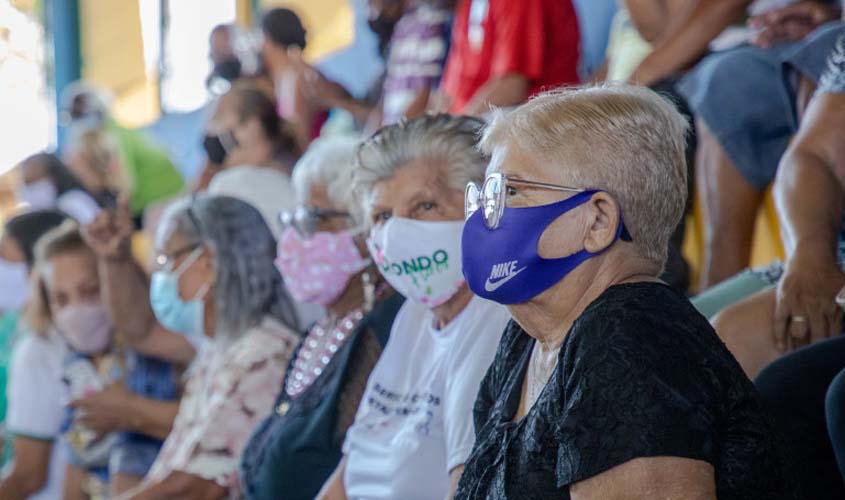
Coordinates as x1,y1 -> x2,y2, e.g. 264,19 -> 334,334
67,127 -> 131,194
481,84 -> 689,267
25,221 -> 92,337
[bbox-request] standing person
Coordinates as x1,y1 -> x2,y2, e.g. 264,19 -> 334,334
307,0 -> 453,127
454,85 -> 791,499
260,7 -> 329,150
317,115 -> 511,500
438,0 -> 580,116
240,137 -> 404,500
105,195 -> 300,499
15,153 -> 101,224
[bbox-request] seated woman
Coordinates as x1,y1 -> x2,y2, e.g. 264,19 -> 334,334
0,210 -> 69,500
455,85 -> 790,499
318,115 -> 512,500
8,223 -> 179,498
241,137 -> 404,500
16,153 -> 101,223
116,194 -> 300,499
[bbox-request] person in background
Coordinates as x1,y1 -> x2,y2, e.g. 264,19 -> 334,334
61,83 -> 185,220
64,127 -> 130,211
207,24 -> 244,94
454,85 -> 790,500
666,0 -> 842,288
96,195 -> 300,499
697,31 -> 845,499
15,153 -> 101,224
307,0 -> 453,128
241,137 -> 403,500
437,0 -> 580,116
7,224 -> 178,498
0,210 -> 69,473
207,164 -> 324,327
317,115 -> 511,500
205,82 -> 301,176
261,7 -> 330,150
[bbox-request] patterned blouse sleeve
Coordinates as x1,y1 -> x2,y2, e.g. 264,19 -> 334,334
818,33 -> 845,95
175,333 -> 293,490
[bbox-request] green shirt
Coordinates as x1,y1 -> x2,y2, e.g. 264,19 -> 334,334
106,121 -> 185,214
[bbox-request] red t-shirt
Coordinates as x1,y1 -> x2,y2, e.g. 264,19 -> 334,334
441,0 -> 581,114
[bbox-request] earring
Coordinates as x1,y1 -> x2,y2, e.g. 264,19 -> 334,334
363,270 -> 375,313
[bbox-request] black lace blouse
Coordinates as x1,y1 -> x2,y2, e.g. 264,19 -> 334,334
456,282 -> 795,500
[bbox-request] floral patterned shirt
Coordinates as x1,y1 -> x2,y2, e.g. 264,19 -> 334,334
146,317 -> 298,497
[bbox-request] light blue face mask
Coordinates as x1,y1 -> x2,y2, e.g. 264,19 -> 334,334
150,246 -> 209,337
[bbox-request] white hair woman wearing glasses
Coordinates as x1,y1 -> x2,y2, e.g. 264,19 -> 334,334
454,86 -> 792,500
317,116 -> 512,500
240,137 -> 404,500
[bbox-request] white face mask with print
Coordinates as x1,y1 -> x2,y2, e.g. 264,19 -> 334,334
19,179 -> 58,210
367,217 -> 466,308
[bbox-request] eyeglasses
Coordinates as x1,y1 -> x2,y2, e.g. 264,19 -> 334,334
154,242 -> 202,272
279,206 -> 351,236
465,172 -> 585,230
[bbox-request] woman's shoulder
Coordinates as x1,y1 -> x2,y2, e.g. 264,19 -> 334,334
230,317 -> 300,362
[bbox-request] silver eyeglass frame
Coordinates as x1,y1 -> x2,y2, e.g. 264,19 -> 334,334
465,172 -> 584,229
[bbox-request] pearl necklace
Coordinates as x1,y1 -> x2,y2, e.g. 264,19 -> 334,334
525,341 -> 560,411
284,308 -> 365,399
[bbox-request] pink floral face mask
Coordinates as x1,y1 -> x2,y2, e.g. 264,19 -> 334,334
276,227 -> 370,306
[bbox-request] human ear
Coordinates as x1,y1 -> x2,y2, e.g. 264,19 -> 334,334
583,192 -> 620,254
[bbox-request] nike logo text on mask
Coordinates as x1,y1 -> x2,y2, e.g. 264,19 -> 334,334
484,261 -> 526,292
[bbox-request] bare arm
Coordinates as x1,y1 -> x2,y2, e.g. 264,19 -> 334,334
119,472 -> 227,500
447,464 -> 465,500
570,456 -> 716,500
771,92 -> 845,348
0,437 -> 52,500
316,456 -> 348,500
71,382 -> 180,441
83,207 -> 196,364
463,73 -> 530,116
628,0 -> 752,86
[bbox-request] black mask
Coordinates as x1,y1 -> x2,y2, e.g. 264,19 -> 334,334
203,134 -> 227,165
368,16 -> 397,58
211,59 -> 242,83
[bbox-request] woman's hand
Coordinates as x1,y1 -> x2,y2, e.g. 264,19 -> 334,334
70,381 -> 134,435
749,1 -> 841,48
773,249 -> 845,352
82,199 -> 134,261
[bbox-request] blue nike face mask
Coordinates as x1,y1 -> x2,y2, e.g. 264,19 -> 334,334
461,190 -> 631,305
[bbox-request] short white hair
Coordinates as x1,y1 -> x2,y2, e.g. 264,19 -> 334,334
292,136 -> 365,229
354,114 -> 488,221
481,84 -> 689,268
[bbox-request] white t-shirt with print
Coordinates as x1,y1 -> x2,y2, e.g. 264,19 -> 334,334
6,331 -> 68,500
343,295 -> 511,500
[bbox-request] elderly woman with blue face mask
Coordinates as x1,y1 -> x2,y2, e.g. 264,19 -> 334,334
240,137 -> 404,500
317,115 -> 512,500
101,194 -> 300,499
454,85 -> 791,500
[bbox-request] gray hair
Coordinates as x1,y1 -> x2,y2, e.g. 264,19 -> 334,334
481,84 -> 689,268
292,136 -> 366,230
354,114 -> 489,222
160,194 -> 299,341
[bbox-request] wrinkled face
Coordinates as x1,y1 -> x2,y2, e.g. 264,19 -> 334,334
298,183 -> 364,253
368,158 -> 465,228
486,144 -> 588,260
155,217 -> 216,302
42,248 -> 101,315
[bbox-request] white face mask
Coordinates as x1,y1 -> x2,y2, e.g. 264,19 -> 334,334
0,257 -> 30,314
19,179 -> 58,210
367,217 -> 466,308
